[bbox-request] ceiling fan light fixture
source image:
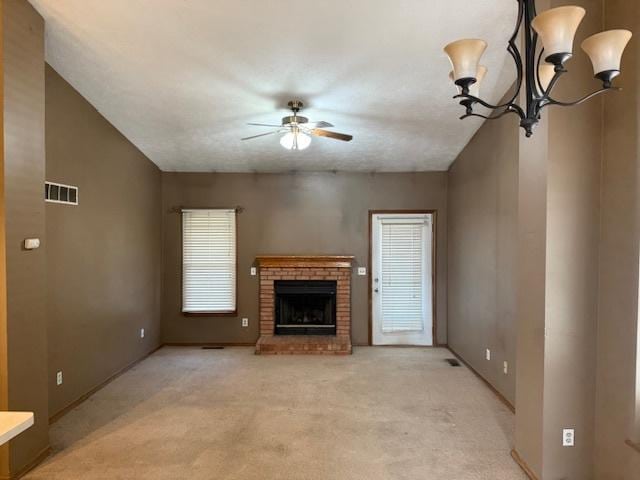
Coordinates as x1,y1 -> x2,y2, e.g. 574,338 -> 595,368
244,100 -> 351,147
280,131 -> 311,151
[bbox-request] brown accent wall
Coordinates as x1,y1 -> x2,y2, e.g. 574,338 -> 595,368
540,1 -> 603,477
2,0 -> 49,475
595,0 -> 640,478
445,0 -> 640,476
514,101 -> 549,478
45,65 -> 163,418
0,1 -> 7,474
161,172 -> 448,346
447,112 -> 519,405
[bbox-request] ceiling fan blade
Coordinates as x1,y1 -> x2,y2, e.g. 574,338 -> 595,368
306,121 -> 334,128
241,130 -> 281,141
309,129 -> 353,142
247,123 -> 283,127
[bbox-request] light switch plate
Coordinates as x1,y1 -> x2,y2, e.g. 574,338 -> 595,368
503,361 -> 508,374
357,267 -> 367,276
140,328 -> 145,338
563,428 -> 575,447
486,349 -> 491,361
250,267 -> 257,276
24,238 -> 40,250
56,371 -> 63,386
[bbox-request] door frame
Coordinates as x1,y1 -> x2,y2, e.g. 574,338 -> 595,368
368,210 -> 438,346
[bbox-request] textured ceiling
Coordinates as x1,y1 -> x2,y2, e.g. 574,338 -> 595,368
29,0 -> 516,172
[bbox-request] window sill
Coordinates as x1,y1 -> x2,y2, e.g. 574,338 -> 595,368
626,439 -> 640,455
182,311 -> 237,318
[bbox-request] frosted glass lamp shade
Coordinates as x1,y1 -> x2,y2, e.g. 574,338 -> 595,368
444,39 -> 488,84
532,6 -> 586,65
538,64 -> 556,91
280,131 -> 311,150
581,29 -> 632,85
470,65 -> 488,97
450,66 -> 488,97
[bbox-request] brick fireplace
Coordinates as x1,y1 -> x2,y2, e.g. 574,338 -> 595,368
255,256 -> 353,355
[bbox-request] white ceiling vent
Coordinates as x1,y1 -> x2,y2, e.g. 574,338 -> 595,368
45,181 -> 78,205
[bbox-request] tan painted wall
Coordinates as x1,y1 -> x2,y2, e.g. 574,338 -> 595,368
541,1 -> 603,477
447,114 -> 519,405
2,0 -> 49,474
161,172 -> 448,346
515,111 -> 549,478
45,65 -> 163,418
0,1 -> 8,475
595,0 -> 640,478
448,1 -> 625,477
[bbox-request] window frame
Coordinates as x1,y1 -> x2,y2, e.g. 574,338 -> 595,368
181,208 -> 238,317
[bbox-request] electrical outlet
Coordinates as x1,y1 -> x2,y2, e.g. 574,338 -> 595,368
56,371 -> 63,386
503,361 -> 508,374
250,267 -> 257,276
140,328 -> 145,338
486,349 -> 491,361
357,267 -> 367,276
563,428 -> 575,447
242,318 -> 249,327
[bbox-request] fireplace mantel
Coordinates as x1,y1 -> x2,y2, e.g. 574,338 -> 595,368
255,255 -> 354,269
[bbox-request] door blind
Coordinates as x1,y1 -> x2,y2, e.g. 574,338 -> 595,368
380,219 -> 426,332
182,209 -> 236,313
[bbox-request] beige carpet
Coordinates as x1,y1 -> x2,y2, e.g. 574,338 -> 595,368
25,347 -> 526,480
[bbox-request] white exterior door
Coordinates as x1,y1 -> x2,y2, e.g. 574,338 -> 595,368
372,213 -> 434,346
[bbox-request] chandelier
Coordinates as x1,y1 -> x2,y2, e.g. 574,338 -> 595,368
444,1 -> 633,137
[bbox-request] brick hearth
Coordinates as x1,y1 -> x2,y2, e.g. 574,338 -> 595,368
255,256 -> 353,355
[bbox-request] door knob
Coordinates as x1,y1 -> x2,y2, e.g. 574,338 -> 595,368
374,288 -> 379,293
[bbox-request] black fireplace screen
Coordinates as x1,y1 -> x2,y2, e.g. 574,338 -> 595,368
274,280 -> 337,335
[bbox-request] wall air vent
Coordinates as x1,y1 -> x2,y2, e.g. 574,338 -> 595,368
45,181 -> 78,205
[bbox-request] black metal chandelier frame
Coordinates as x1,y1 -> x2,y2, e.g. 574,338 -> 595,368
454,0 -> 619,137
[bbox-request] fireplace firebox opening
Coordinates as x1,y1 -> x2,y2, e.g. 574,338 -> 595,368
274,280 -> 337,335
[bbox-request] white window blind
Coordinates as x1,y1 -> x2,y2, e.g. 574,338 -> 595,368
182,209 -> 236,313
380,218 -> 428,333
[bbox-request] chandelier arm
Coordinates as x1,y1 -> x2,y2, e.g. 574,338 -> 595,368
452,0 -> 527,113
535,48 -> 546,93
453,94 -> 525,118
542,87 -> 619,109
540,69 -> 566,99
523,0 -> 540,116
460,107 -> 522,121
453,94 -> 502,110
503,0 -> 526,107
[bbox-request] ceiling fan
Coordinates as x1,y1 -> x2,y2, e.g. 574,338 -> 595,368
242,100 -> 353,150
